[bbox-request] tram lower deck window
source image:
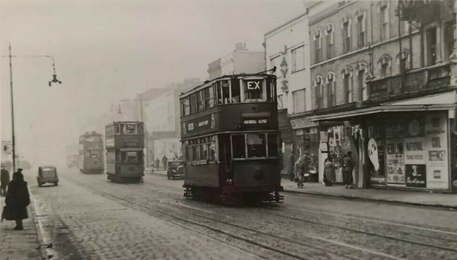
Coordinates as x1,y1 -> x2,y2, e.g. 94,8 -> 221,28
232,135 -> 246,158
247,134 -> 266,158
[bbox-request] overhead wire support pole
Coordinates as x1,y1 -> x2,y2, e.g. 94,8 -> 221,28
9,44 -> 16,172
3,45 -> 62,172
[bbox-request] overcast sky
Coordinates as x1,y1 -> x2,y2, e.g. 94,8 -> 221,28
0,0 -> 306,168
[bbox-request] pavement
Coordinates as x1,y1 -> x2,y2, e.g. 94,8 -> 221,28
0,176 -> 46,260
281,180 -> 457,209
151,169 -> 457,209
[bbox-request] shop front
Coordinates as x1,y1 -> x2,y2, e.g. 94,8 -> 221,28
290,115 -> 319,182
366,111 -> 451,191
310,102 -> 456,192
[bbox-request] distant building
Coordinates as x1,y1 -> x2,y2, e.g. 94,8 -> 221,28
207,43 -> 265,80
139,79 -> 202,165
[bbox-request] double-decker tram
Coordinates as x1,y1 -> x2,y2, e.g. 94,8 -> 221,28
78,131 -> 104,173
180,73 -> 283,204
105,121 -> 145,183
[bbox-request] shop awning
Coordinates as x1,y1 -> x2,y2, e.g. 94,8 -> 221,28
309,104 -> 455,122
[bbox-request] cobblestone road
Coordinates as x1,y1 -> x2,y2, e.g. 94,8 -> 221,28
31,169 -> 457,260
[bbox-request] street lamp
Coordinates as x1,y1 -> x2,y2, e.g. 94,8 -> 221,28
3,44 -> 62,172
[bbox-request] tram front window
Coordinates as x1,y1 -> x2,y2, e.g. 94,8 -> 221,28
247,134 -> 266,158
232,135 -> 246,158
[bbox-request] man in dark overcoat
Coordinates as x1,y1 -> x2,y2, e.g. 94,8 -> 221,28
1,165 -> 10,197
5,169 -> 30,230
162,155 -> 168,171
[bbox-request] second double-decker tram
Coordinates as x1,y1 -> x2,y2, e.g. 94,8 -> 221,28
180,73 -> 283,204
78,131 -> 104,174
105,121 -> 145,183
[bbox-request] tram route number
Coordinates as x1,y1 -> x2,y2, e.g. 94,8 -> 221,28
243,119 -> 268,125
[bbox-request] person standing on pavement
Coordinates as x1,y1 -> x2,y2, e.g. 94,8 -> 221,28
162,155 -> 168,171
294,156 -> 305,188
342,152 -> 354,189
323,158 -> 336,187
5,169 -> 30,230
288,152 -> 295,181
155,158 -> 160,170
1,165 -> 10,197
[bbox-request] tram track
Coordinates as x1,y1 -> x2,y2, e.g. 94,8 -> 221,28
65,176 -> 401,259
65,173 -> 457,259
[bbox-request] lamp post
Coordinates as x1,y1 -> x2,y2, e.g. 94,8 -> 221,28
4,44 -> 62,172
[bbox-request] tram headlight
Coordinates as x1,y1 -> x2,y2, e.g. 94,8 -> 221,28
226,179 -> 233,184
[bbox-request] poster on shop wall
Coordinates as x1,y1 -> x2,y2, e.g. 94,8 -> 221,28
404,137 -> 427,188
386,140 -> 405,184
424,113 -> 449,190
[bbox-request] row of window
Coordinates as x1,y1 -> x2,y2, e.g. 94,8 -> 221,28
184,136 -> 217,163
106,123 -> 144,137
232,133 -> 279,159
80,150 -> 102,158
106,150 -> 144,163
180,79 -> 276,117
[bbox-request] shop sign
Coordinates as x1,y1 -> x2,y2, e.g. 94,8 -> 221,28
290,118 -> 317,129
405,164 -> 426,188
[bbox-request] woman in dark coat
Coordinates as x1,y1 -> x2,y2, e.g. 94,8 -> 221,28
5,169 -> 30,230
323,158 -> 336,187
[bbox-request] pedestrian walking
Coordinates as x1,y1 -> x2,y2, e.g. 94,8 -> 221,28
1,165 -> 10,197
294,156 -> 305,188
288,152 -> 295,181
162,155 -> 168,171
323,158 -> 336,187
342,152 -> 354,189
155,158 -> 160,170
5,169 -> 30,230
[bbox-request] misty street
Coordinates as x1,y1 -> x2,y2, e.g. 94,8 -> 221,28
29,170 -> 457,260
3,0 -> 457,259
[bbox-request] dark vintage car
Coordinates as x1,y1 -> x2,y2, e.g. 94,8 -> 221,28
167,161 -> 184,180
37,165 -> 59,187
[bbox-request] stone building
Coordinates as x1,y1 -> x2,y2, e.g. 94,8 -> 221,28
308,0 -> 457,192
208,43 -> 265,80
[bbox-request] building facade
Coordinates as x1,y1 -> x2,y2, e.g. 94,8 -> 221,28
308,0 -> 457,192
142,79 -> 202,164
264,1 -> 333,180
208,43 -> 266,80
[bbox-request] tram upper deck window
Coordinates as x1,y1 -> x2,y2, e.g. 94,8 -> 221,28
204,87 -> 214,108
197,90 -> 205,111
231,79 -> 240,103
232,135 -> 246,158
247,133 -> 267,158
181,97 -> 190,116
243,79 -> 266,102
190,93 -> 197,114
217,81 -> 230,104
125,124 -> 136,134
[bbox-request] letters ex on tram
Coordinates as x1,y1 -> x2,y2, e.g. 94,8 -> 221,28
245,80 -> 262,92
